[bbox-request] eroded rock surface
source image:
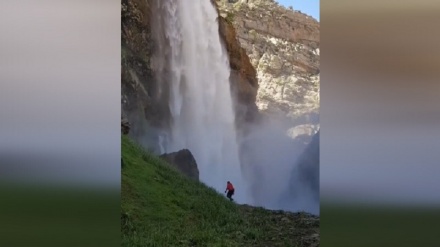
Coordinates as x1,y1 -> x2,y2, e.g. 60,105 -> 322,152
217,0 -> 320,142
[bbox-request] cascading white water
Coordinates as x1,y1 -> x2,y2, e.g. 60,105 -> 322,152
153,0 -> 249,203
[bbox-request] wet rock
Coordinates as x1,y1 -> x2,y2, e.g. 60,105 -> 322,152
160,149 -> 199,181
121,115 -> 130,135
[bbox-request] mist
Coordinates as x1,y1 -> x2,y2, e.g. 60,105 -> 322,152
238,116 -> 319,215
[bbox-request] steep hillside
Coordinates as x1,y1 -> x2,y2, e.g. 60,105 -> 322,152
217,0 -> 320,142
122,136 -> 319,247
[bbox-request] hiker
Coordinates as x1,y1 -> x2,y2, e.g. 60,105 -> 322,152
224,181 -> 235,201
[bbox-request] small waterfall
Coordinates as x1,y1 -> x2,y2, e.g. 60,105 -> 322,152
152,0 -> 250,203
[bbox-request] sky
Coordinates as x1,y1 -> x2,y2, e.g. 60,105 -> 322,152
276,0 -> 320,21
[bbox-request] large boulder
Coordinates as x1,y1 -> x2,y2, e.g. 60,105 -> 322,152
160,149 -> 199,181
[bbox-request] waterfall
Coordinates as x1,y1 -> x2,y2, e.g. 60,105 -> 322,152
152,0 -> 249,203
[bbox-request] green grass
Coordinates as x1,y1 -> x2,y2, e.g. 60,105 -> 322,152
121,136 -> 319,247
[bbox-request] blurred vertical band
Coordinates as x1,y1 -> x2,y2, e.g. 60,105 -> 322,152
0,0 -> 120,246
321,0 -> 440,246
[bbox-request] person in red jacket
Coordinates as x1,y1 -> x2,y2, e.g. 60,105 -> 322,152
225,181 -> 235,201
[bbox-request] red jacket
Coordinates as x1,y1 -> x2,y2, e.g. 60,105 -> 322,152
226,182 -> 234,191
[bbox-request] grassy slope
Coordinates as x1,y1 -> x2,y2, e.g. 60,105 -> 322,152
122,136 -> 319,247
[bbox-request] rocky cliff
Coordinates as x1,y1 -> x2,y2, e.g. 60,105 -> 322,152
218,16 -> 260,124
121,0 -> 170,150
216,0 -> 320,142
121,0 -> 260,146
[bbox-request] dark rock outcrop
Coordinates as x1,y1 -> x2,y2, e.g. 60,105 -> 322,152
121,115 -> 130,135
295,131 -> 319,195
281,131 -> 319,211
122,0 -> 170,140
160,149 -> 199,181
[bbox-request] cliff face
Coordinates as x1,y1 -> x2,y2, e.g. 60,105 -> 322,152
121,0 -> 260,144
218,17 -> 259,124
217,0 -> 320,141
121,0 -> 169,145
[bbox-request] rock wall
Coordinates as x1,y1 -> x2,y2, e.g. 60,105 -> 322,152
216,0 -> 320,142
218,16 -> 260,124
121,0 -> 260,147
121,0 -> 170,148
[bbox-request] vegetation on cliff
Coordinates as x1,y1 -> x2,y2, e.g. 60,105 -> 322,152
122,136 -> 319,247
